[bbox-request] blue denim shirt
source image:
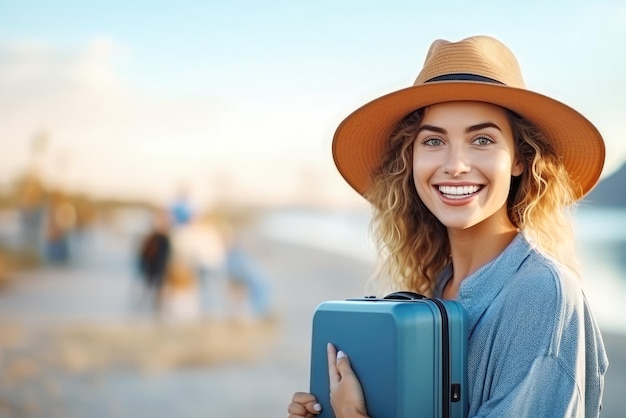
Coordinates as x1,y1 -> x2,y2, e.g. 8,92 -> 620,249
434,233 -> 608,417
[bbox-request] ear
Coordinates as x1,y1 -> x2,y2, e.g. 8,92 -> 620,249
511,157 -> 524,177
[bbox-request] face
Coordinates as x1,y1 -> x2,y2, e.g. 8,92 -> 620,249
412,101 -> 523,232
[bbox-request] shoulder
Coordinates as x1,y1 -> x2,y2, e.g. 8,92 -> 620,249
492,247 -> 586,357
504,246 -> 582,313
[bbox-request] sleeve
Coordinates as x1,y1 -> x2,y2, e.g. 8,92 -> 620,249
466,260 -> 593,418
472,355 -> 582,418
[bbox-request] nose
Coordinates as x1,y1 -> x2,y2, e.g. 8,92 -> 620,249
442,145 -> 471,177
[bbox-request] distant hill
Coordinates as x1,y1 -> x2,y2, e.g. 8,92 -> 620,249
583,163 -> 626,208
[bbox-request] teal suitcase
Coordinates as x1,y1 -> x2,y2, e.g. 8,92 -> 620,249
309,292 -> 468,418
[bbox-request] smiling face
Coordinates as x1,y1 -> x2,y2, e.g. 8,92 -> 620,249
412,101 -> 523,233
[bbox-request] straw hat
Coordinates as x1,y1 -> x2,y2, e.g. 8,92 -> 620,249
332,35 -> 605,200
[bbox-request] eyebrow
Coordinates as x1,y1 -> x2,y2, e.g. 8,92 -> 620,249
417,122 -> 503,135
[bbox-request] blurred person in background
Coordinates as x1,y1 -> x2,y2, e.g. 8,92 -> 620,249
160,255 -> 201,322
170,211 -> 229,318
169,185 -> 194,228
137,208 -> 172,312
44,190 -> 76,265
224,225 -> 272,321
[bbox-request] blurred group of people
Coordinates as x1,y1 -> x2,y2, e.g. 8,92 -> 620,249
136,197 -> 271,323
5,170 -> 273,323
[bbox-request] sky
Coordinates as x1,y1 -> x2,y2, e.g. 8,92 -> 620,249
1,0 -> 625,209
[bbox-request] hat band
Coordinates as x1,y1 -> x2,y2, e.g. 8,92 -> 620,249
425,73 -> 504,84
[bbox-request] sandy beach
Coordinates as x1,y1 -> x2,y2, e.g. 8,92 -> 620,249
0,233 -> 624,417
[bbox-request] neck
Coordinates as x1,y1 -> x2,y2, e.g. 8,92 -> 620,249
444,214 -> 519,298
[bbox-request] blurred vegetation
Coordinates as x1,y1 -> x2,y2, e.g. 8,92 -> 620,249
0,172 -> 152,278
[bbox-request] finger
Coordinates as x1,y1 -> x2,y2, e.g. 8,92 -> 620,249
289,393 -> 322,416
292,392 -> 317,405
335,349 -> 354,377
287,401 -> 310,417
288,401 -> 321,417
327,342 -> 340,390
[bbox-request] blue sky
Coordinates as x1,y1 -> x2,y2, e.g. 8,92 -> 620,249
1,1 -> 625,207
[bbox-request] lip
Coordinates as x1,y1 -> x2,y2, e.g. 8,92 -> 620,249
433,183 -> 484,206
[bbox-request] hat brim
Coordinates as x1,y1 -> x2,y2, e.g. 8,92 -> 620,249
332,81 -> 605,200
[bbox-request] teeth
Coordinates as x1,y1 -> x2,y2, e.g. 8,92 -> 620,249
438,185 -> 480,199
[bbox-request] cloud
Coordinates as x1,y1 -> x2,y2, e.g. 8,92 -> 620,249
0,37 -> 123,97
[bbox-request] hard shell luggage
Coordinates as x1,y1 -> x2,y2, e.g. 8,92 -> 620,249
309,291 -> 468,418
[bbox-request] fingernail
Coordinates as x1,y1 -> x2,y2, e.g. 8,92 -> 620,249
337,350 -> 346,359
313,403 -> 322,411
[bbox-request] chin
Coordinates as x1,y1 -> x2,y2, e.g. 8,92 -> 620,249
443,223 -> 478,231
434,213 -> 480,230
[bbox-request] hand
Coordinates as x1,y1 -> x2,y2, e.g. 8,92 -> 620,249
288,392 -> 322,417
327,343 -> 369,418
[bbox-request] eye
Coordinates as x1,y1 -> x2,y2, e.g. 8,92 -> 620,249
472,135 -> 494,146
423,136 -> 444,146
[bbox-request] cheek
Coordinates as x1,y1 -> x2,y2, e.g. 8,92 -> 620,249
490,158 -> 511,175
412,156 -> 435,199
489,159 -> 516,192
483,149 -> 517,175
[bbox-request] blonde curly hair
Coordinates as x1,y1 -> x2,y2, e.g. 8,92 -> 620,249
366,107 -> 579,296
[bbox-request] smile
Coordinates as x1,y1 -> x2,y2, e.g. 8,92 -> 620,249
438,185 -> 482,200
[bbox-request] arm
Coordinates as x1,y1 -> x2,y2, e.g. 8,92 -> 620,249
288,343 -> 369,418
471,355 -> 582,417
327,343 -> 370,418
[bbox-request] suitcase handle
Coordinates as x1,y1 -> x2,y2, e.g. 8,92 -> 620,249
383,291 -> 426,300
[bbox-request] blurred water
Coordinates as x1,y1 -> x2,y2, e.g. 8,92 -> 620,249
575,207 -> 626,333
258,206 -> 626,334
258,208 -> 375,263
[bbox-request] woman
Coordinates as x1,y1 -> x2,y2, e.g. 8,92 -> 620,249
288,36 -> 608,417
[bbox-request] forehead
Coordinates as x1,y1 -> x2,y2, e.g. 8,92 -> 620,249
421,101 -> 511,128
